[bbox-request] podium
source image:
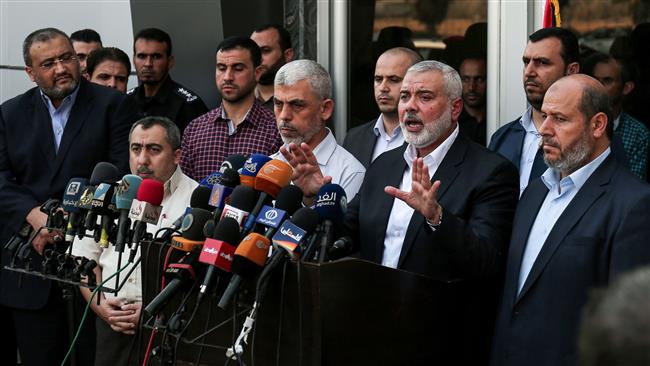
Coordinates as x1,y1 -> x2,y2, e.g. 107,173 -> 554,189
140,245 -> 463,365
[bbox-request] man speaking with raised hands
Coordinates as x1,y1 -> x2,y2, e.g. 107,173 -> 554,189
280,60 -> 518,363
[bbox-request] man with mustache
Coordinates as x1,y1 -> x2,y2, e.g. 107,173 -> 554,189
281,60 -> 518,363
489,27 -> 579,196
458,52 -> 487,145
343,47 -> 421,168
251,24 -> 294,111
491,74 -> 650,366
127,28 -> 208,135
0,28 -> 138,366
72,116 -> 197,366
87,47 -> 131,94
270,60 -> 365,199
181,36 -> 283,182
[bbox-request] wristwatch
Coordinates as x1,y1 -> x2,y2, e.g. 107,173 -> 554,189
425,208 -> 443,230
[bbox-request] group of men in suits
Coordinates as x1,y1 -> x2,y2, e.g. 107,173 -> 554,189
2,24 -> 650,366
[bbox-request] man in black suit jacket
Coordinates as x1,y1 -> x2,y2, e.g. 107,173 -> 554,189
490,75 -> 650,366
0,28 -> 137,366
343,47 -> 421,168
282,60 -> 518,364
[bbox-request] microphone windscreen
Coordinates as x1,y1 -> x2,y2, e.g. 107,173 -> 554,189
233,233 -> 270,272
291,207 -> 319,234
200,171 -> 223,189
274,185 -> 303,215
254,159 -> 292,197
220,168 -> 241,188
180,208 -> 213,241
115,175 -> 143,210
313,184 -> 347,222
190,186 -> 213,210
136,179 -> 164,205
212,217 -> 240,244
229,185 -> 257,212
240,154 -> 272,187
220,154 -> 248,173
62,178 -> 90,212
90,162 -> 121,185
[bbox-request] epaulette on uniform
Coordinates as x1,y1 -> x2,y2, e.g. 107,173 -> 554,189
175,87 -> 199,103
126,87 -> 136,95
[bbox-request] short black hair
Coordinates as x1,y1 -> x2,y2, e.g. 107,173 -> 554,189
134,28 -> 172,57
70,29 -> 102,45
253,24 -> 292,51
130,116 -> 181,151
216,36 -> 262,68
87,47 -> 131,77
23,28 -> 70,66
582,52 -> 637,84
529,27 -> 580,66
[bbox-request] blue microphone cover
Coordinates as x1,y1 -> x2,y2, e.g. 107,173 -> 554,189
62,178 -> 90,213
200,171 -> 223,190
240,154 -> 272,187
313,184 -> 347,223
115,175 -> 143,210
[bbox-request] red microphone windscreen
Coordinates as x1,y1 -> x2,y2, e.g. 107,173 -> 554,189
136,179 -> 164,205
254,159 -> 293,197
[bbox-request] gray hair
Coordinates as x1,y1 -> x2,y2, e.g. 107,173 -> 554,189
129,116 -> 181,150
579,83 -> 614,138
23,28 -> 71,66
406,60 -> 462,101
274,59 -> 332,100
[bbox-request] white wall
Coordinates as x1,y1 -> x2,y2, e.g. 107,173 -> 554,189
0,0 -> 136,103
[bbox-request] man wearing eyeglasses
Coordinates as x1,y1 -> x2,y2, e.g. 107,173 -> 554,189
0,28 -> 138,366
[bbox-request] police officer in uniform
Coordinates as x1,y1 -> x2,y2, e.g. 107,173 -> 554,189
127,28 -> 208,134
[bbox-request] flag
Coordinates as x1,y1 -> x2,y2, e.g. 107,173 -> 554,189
543,0 -> 561,28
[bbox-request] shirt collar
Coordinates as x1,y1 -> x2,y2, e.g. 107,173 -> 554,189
216,99 -> 258,126
519,106 -> 538,134
40,82 -> 80,111
612,114 -> 621,130
373,114 -> 402,140
403,123 -> 459,172
540,147 -> 611,193
163,165 -> 184,200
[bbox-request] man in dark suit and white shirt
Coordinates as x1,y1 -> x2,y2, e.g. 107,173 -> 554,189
282,60 -> 519,363
343,47 -> 421,168
0,28 -> 137,366
490,74 -> 650,366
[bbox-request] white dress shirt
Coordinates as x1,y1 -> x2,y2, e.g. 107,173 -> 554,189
518,107 -> 542,196
371,114 -> 405,162
381,125 -> 459,268
71,166 -> 198,301
271,128 -> 366,199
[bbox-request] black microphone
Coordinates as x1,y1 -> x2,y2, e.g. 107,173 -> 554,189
209,168 -> 240,221
62,177 -> 90,243
220,154 -> 248,173
312,184 -> 347,263
220,185 -> 257,228
158,186 -> 213,243
84,162 -> 121,232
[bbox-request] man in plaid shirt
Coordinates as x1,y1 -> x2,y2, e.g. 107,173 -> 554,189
584,52 -> 650,179
180,36 -> 282,181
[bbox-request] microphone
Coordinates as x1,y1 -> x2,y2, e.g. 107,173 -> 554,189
220,185 -> 257,228
312,184 -> 347,263
84,162 -> 121,232
158,186 -> 213,243
239,154 -> 272,188
114,175 -> 143,252
91,182 -> 118,248
129,179 -> 164,248
220,154 -> 248,173
62,178 -> 90,243
170,208 -> 213,252
253,185 -> 304,238
209,168 -> 240,221
199,171 -> 223,190
241,159 -> 293,237
198,217 -> 241,298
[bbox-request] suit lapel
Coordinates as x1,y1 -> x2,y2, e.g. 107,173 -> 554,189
397,137 -> 466,268
375,145 -> 408,263
30,91 -> 57,166
515,157 -> 614,303
361,122 -> 377,167
500,121 -> 526,170
53,80 -> 92,175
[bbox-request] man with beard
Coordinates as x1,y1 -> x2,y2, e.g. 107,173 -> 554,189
0,28 -> 137,366
458,52 -> 487,145
343,47 -> 421,168
251,24 -> 294,111
127,28 -> 208,135
181,36 -> 282,181
490,74 -> 650,366
583,52 -> 649,179
489,28 -> 579,196
270,60 -> 365,198
280,60 -> 518,363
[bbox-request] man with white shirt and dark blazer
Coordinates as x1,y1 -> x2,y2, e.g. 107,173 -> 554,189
490,74 -> 650,366
281,60 -> 519,364
343,47 -> 421,168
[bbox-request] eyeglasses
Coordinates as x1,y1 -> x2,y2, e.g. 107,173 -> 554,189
38,54 -> 78,71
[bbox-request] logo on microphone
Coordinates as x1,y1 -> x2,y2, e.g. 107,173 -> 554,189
243,161 -> 258,173
220,161 -> 233,173
220,252 -> 233,262
262,163 -> 280,174
264,209 -> 278,220
203,247 -> 218,255
66,182 -> 81,195
115,179 -> 130,196
279,227 -> 303,242
180,214 -> 194,232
